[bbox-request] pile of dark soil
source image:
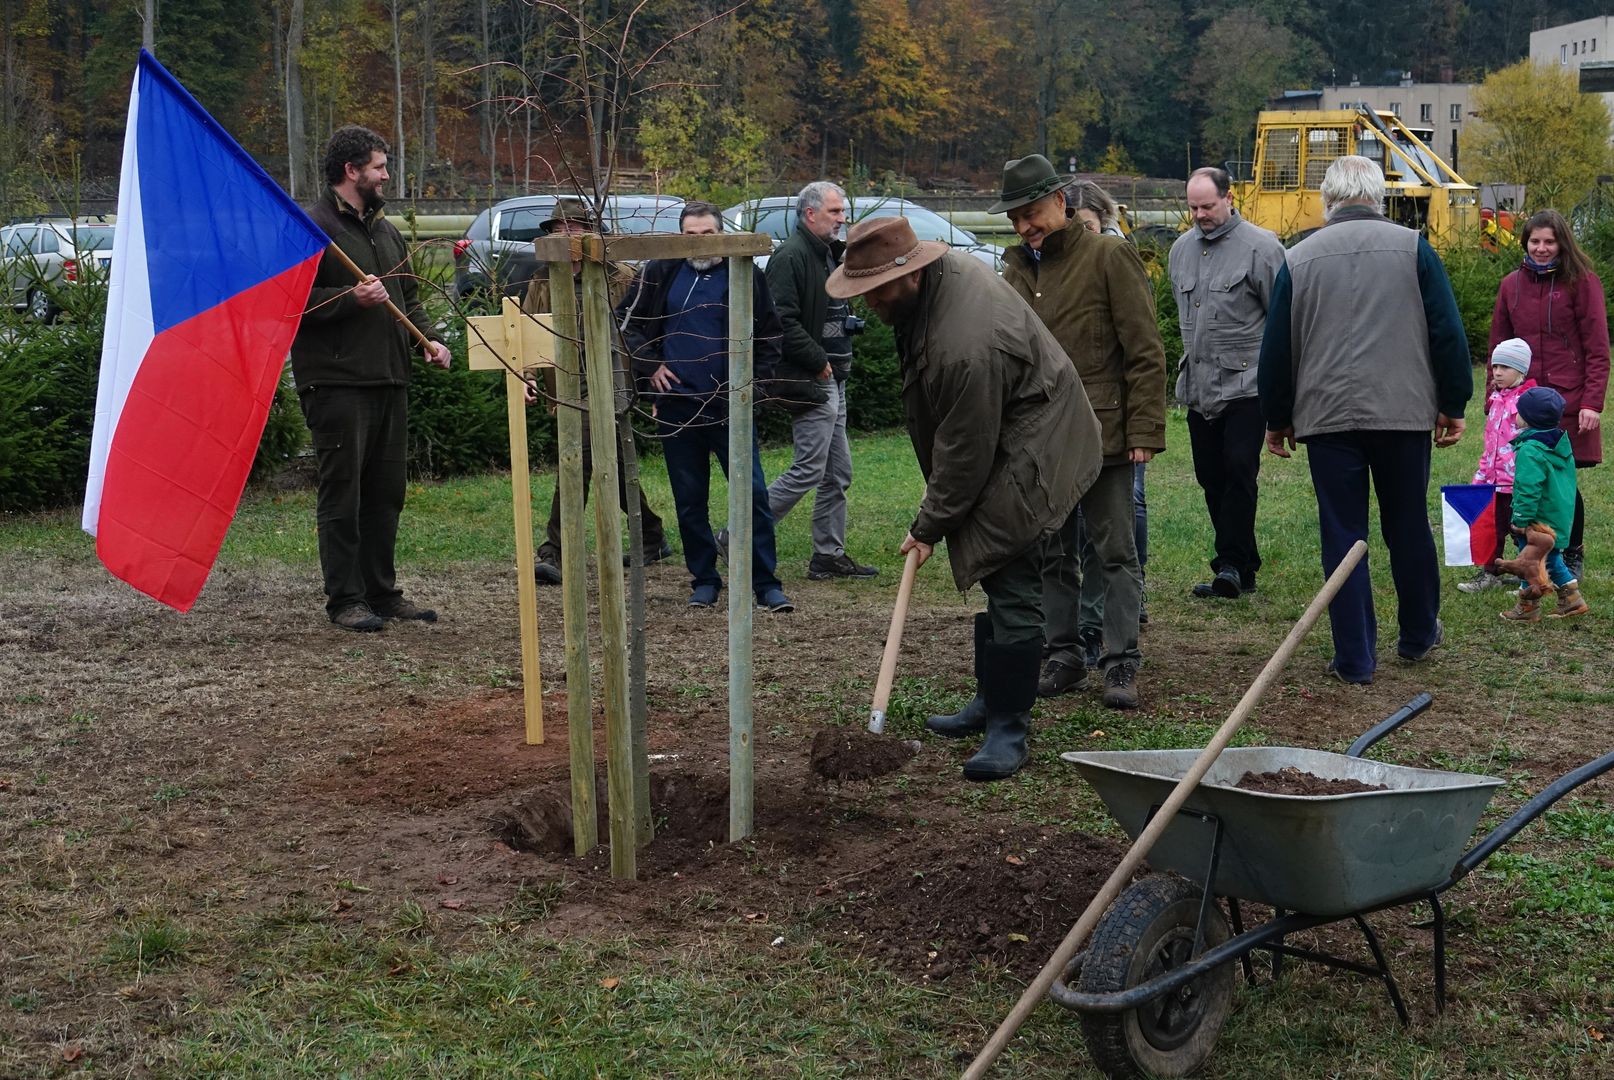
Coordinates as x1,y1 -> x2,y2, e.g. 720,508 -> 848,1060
826,828 -> 1126,981
809,728 -> 917,781
1236,766 -> 1387,796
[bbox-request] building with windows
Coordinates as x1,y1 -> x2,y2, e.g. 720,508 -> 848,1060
1530,16 -> 1614,139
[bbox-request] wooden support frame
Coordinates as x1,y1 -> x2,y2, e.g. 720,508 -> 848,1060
465,298 -> 552,745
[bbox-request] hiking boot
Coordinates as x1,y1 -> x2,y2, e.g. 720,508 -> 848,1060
534,557 -> 562,585
1037,658 -> 1088,697
1192,569 -> 1255,598
1564,545 -> 1585,583
331,603 -> 384,632
1101,661 -> 1140,709
1500,589 -> 1541,622
623,540 -> 674,568
1549,579 -> 1589,619
373,598 -> 437,623
926,694 -> 989,738
1457,568 -> 1507,593
1397,619 -> 1442,662
689,584 -> 720,608
808,552 -> 879,580
757,587 -> 795,613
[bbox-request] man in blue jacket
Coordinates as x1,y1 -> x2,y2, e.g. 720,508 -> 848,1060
616,202 -> 794,612
1258,156 -> 1472,685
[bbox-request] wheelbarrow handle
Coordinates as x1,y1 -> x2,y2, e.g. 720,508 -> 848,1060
1345,693 -> 1433,758
1449,747 -> 1614,884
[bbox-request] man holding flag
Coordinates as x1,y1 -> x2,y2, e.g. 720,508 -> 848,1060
291,126 -> 451,631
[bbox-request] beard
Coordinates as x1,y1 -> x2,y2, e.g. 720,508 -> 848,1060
356,178 -> 386,211
687,255 -> 722,272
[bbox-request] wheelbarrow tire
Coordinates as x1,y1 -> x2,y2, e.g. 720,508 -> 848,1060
1077,874 -> 1234,1079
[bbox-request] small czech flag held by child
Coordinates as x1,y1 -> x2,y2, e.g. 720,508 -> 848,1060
1441,484 -> 1499,566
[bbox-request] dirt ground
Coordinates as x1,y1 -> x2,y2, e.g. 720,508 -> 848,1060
1,548 -> 1609,1075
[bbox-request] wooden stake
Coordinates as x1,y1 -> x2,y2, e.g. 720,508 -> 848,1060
582,257 -> 637,879
325,243 -> 434,352
497,297 -> 543,746
727,254 -> 755,843
616,344 -> 653,845
549,265 -> 597,856
961,540 -> 1369,1080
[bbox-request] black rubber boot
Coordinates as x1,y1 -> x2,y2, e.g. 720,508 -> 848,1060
962,634 -> 1041,782
927,613 -> 992,739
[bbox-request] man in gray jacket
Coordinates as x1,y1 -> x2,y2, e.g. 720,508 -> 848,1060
764,181 -> 878,580
1169,167 -> 1286,599
828,217 -> 1102,782
1258,156 -> 1471,685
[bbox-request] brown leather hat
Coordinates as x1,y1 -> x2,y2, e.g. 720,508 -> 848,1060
825,217 -> 948,299
540,197 -> 598,234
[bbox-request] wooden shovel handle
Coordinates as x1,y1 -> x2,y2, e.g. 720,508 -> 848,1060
868,547 -> 921,734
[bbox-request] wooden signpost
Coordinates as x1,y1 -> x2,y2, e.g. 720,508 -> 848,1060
468,226 -> 772,879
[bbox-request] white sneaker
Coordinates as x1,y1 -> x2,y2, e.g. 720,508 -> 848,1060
1457,570 -> 1505,594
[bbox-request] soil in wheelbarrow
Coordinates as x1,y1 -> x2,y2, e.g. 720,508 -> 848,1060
1236,766 -> 1388,796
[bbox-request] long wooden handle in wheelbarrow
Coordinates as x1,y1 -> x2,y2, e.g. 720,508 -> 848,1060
962,538 -> 1369,1080
868,548 -> 921,734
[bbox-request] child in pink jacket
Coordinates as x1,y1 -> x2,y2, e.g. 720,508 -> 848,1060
1460,338 -> 1536,592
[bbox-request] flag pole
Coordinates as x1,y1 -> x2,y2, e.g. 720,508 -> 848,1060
326,243 -> 434,352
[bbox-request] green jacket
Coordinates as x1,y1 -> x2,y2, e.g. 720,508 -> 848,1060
1509,428 -> 1577,540
896,251 -> 1103,590
765,224 -> 839,377
290,188 -> 437,391
1002,223 -> 1167,463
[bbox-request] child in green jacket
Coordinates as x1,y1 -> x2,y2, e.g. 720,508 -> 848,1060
1502,386 -> 1589,620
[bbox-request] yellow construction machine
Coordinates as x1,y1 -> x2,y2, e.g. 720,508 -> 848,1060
1230,108 -> 1479,248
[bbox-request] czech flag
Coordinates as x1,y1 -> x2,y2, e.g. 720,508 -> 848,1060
83,50 -> 329,612
1440,483 -> 1498,567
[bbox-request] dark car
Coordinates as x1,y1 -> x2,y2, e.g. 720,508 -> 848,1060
451,194 -> 684,300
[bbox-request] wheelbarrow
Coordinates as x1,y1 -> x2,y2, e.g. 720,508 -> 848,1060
1049,693 -> 1614,1079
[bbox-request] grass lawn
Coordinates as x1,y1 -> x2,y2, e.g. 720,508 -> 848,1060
2,411 -> 1612,1079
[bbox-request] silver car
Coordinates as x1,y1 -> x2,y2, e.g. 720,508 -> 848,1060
723,195 -> 1003,272
451,194 -> 685,300
1,219 -> 115,322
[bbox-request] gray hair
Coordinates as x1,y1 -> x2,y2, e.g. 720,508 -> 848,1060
796,180 -> 846,220
1320,156 -> 1385,218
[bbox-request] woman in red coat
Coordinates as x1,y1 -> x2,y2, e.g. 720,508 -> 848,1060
1490,209 -> 1610,579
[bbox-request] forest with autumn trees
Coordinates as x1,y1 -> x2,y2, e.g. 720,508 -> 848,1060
2,0 -> 1610,217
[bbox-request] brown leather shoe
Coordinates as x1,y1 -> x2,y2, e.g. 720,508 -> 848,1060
374,598 -> 437,623
331,603 -> 385,632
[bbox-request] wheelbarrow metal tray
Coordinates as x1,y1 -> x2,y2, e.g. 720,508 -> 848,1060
1061,747 -> 1504,916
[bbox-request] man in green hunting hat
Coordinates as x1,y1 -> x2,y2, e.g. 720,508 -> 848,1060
997,154 -> 1167,712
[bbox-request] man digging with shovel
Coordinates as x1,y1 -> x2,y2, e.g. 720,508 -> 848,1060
827,218 -> 1103,781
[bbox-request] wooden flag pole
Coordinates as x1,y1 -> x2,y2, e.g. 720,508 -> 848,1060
326,244 -> 434,352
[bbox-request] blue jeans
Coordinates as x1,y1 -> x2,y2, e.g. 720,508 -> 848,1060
658,403 -> 782,596
1307,431 -> 1441,682
1546,548 -> 1574,588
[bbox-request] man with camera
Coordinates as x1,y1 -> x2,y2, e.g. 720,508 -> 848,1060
763,180 -> 878,581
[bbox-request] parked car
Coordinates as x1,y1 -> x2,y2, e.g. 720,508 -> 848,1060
451,194 -> 684,300
1,218 -> 116,321
723,195 -> 1004,273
